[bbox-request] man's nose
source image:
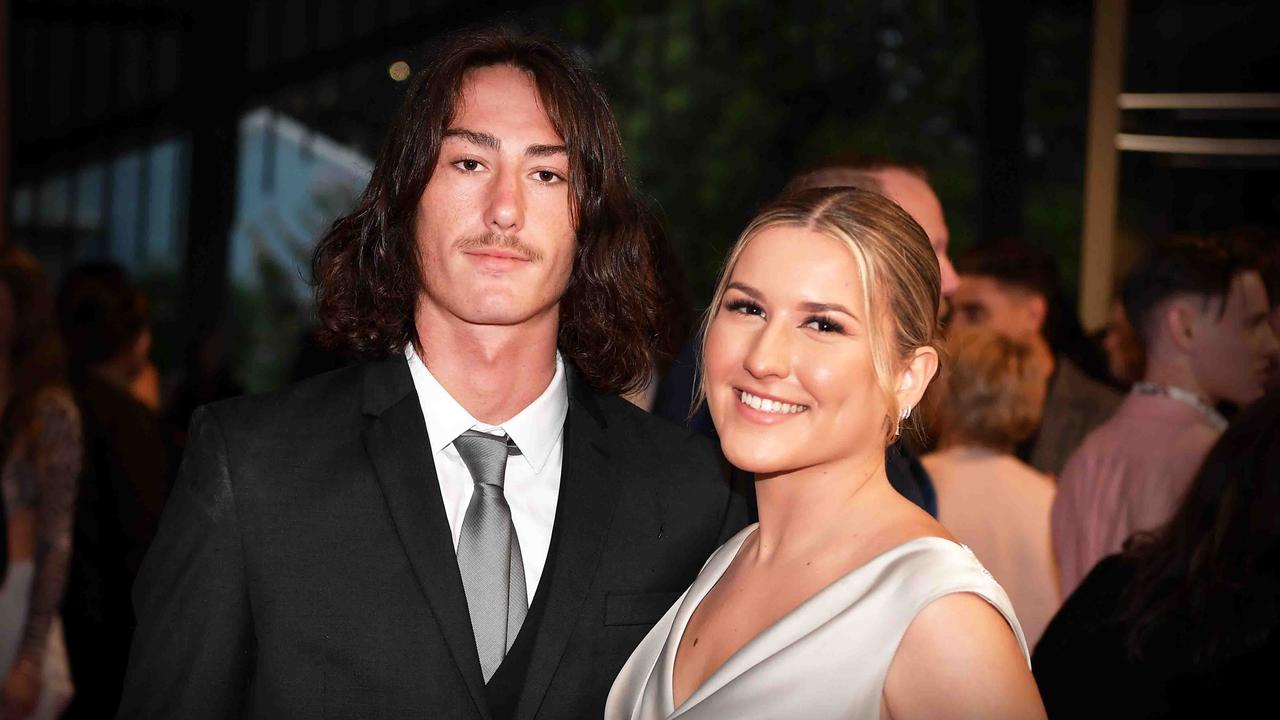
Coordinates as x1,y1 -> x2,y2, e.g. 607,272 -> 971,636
485,166 -> 524,234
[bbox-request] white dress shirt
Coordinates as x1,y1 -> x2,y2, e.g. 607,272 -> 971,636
405,345 -> 566,605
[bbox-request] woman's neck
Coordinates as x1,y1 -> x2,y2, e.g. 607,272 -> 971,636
749,449 -> 890,565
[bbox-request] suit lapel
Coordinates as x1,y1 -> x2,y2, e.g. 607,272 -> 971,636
360,357 -> 490,720
513,371 -> 623,720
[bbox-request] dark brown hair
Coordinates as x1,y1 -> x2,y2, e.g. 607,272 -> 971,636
57,260 -> 150,368
1119,391 -> 1280,666
1121,234 -> 1261,346
312,29 -> 666,394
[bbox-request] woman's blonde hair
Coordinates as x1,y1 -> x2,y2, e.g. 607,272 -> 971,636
940,328 -> 1048,450
695,187 -> 941,443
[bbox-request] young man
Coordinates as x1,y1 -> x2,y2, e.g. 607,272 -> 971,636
950,245 -> 1121,477
1052,236 -> 1277,597
119,30 -> 748,719
57,263 -> 172,719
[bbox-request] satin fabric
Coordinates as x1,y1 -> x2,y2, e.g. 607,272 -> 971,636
606,524 -> 1029,720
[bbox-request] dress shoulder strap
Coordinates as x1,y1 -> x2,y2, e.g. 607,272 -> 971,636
876,537 -> 1031,664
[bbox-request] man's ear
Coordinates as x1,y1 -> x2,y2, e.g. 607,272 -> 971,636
1024,293 -> 1048,337
897,346 -> 940,414
1162,299 -> 1199,353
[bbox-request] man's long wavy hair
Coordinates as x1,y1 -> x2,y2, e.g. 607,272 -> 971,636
312,29 -> 666,395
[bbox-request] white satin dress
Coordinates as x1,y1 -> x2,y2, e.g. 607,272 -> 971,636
605,524 -> 1029,720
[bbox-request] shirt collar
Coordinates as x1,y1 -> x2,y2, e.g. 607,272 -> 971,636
405,345 -> 568,473
1130,381 -> 1228,432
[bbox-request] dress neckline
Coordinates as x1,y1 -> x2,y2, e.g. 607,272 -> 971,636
664,525 -> 967,716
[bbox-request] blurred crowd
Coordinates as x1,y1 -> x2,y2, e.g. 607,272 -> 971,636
1,154 -> 1278,717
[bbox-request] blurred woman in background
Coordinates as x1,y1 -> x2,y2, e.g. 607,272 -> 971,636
923,328 -> 1059,647
1033,391 -> 1280,717
0,248 -> 78,719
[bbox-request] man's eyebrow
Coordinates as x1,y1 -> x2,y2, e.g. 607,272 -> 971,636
442,129 -> 566,160
526,143 -> 567,158
443,128 -> 500,151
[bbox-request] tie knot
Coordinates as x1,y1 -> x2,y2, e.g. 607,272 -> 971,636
453,430 -> 516,489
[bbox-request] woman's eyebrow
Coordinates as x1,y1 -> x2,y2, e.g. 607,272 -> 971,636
798,301 -> 855,317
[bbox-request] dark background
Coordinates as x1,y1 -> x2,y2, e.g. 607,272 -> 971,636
7,0 -> 1278,398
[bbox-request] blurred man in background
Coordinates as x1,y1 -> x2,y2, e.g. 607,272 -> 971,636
782,159 -> 960,301
56,262 -> 172,718
1052,236 -> 1277,597
950,244 -> 1120,477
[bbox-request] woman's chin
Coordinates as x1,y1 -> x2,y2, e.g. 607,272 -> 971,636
719,440 -> 800,476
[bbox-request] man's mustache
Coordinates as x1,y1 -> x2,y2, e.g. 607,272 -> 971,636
455,233 -> 543,262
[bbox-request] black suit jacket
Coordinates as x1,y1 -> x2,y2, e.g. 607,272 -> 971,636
118,356 -> 749,719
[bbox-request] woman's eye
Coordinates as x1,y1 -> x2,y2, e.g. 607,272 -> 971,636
725,299 -> 764,317
453,159 -> 482,172
533,170 -> 564,183
804,316 -> 844,333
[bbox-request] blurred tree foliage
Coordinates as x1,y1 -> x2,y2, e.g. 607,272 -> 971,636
550,1 -> 1092,321
557,0 -> 984,306
1022,3 -> 1091,308
230,179 -> 359,391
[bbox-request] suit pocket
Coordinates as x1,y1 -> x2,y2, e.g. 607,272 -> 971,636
604,591 -> 682,626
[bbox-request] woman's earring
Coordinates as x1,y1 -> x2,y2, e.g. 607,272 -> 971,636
900,405 -> 913,421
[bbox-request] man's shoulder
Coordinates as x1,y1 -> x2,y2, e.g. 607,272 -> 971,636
590,390 -> 719,447
1053,358 -> 1123,415
586,390 -> 721,467
198,362 -> 369,439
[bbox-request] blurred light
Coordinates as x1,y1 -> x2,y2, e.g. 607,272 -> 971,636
388,61 -> 411,82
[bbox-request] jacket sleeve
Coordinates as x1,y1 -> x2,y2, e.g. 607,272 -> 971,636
117,405 -> 254,719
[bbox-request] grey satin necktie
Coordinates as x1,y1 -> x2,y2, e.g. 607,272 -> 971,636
453,430 -> 527,682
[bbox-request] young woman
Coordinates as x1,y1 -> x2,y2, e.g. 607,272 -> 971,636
607,188 -> 1044,719
0,248 -> 79,719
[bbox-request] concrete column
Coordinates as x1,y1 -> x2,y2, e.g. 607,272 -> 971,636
1079,0 -> 1128,330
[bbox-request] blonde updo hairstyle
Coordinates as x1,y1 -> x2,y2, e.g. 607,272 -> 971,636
697,187 -> 942,443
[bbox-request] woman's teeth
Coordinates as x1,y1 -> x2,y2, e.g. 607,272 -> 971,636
739,390 -> 808,415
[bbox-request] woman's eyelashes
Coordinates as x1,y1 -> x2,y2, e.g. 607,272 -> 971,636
725,299 -> 845,334
725,298 -> 764,317
803,315 -> 844,333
